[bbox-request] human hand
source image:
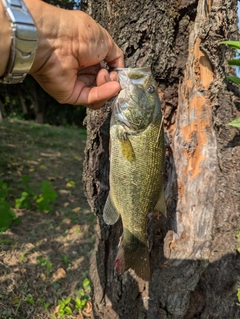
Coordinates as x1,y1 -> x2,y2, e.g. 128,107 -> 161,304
24,0 -> 124,109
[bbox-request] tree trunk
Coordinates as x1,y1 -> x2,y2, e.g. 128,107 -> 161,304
32,81 -> 45,124
17,87 -> 28,115
83,1 -> 240,318
0,103 -> 3,123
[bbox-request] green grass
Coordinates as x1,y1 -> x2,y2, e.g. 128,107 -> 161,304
0,119 -> 95,319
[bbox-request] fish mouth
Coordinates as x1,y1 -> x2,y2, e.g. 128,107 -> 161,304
111,96 -> 132,128
111,66 -> 154,130
113,67 -> 153,92
112,66 -> 151,73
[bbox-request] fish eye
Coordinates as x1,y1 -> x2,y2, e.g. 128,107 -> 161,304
147,86 -> 155,94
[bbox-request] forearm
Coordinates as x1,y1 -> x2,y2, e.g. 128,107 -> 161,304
0,1 -> 11,77
0,0 -> 124,107
0,0 -> 50,78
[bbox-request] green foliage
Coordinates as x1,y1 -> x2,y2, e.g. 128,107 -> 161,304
54,278 -> 91,317
0,181 -> 18,232
75,296 -> 87,311
237,288 -> 240,305
37,256 -> 53,275
221,40 -> 240,127
228,58 -> 240,67
61,256 -> 71,266
15,176 -> 58,212
15,192 -> 31,209
226,75 -> 240,85
75,278 -> 91,311
0,181 -> 9,199
57,297 -> 72,318
0,74 -> 86,127
0,201 -> 16,232
0,238 -> 11,245
220,40 -> 240,50
82,278 -> 91,291
26,295 -> 35,305
36,180 -> 58,212
227,117 -> 240,128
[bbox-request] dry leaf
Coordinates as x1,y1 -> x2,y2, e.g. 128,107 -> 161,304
59,189 -> 70,195
48,176 -> 56,181
66,182 -> 75,188
40,273 -> 47,281
72,207 -> 81,213
82,301 -> 93,316
69,225 -> 81,233
40,152 -> 61,157
85,301 -> 93,314
54,304 -> 60,314
26,160 -> 39,165
52,268 -> 66,281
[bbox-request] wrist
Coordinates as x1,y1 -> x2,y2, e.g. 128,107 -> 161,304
23,0 -> 60,75
0,1 -> 11,77
0,0 -> 38,84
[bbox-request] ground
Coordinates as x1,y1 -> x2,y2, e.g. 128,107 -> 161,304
0,120 -> 96,319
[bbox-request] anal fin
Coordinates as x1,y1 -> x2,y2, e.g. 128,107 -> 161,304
103,195 -> 120,225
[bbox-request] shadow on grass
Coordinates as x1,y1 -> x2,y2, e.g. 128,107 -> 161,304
0,120 -> 95,319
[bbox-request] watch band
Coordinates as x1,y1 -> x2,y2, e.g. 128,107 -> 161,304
0,0 -> 38,84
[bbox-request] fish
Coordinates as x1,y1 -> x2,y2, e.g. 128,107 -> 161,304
103,67 -> 166,281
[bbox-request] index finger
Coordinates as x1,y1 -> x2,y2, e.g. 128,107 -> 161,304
71,80 -> 121,108
104,33 -> 125,68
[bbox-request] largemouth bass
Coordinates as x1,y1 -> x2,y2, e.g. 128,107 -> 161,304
103,67 -> 166,281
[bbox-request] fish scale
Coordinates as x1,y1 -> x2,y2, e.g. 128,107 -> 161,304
103,67 -> 166,280
111,121 -> 164,243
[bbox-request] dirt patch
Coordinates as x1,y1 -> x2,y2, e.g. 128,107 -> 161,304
0,120 -> 96,319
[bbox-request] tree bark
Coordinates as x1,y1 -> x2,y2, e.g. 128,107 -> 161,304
83,1 -> 240,318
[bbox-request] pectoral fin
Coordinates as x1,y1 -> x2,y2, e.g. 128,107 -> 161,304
154,185 -> 167,216
116,126 -> 135,162
119,137 -> 135,162
103,195 -> 120,225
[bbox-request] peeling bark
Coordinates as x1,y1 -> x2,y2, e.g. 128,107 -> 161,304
83,1 -> 240,318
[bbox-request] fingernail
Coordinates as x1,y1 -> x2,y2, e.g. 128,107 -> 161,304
105,74 -> 111,82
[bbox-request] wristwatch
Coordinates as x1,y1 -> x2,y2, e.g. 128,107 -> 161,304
0,0 -> 38,84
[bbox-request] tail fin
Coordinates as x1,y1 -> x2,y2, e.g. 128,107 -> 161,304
115,241 -> 150,281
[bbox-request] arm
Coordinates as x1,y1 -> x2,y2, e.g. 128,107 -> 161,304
1,0 -> 124,108
0,1 -> 11,78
